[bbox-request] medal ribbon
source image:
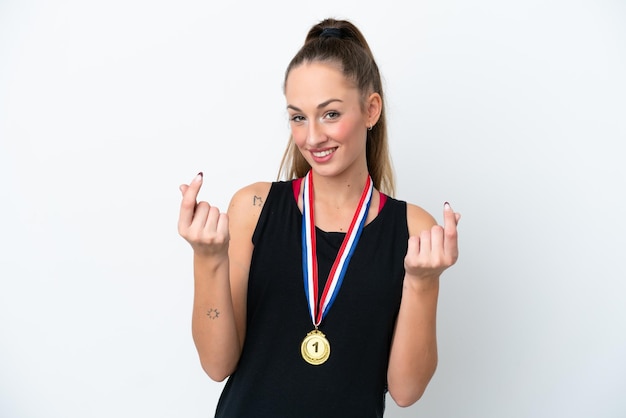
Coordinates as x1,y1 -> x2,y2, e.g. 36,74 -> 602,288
301,170 -> 374,327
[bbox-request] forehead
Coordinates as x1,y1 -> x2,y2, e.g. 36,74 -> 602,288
285,61 -> 359,104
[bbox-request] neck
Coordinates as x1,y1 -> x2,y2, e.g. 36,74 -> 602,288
304,168 -> 374,233
310,169 -> 370,206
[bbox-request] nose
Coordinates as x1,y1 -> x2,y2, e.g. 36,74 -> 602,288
306,120 -> 328,148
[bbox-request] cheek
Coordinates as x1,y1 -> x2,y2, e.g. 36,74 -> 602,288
291,125 -> 307,147
329,120 -> 361,142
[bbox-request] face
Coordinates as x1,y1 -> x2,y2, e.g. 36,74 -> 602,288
285,61 -> 377,179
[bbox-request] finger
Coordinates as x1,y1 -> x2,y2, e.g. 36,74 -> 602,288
406,235 -> 420,257
430,224 -> 445,257
443,202 -> 458,226
443,202 -> 459,258
217,213 -> 230,240
179,184 -> 189,196
203,205 -> 221,233
191,201 -> 211,230
178,172 -> 203,229
419,228 -> 432,256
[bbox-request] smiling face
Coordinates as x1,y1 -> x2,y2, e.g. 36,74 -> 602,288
285,61 -> 378,180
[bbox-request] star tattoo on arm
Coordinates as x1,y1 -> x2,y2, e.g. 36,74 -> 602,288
207,308 -> 220,319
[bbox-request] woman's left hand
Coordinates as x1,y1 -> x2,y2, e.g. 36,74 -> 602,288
404,202 -> 461,281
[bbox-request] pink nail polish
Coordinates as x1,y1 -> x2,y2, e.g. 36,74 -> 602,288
194,172 -> 203,182
444,202 -> 452,211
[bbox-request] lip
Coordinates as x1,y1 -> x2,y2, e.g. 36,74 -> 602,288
309,147 -> 337,163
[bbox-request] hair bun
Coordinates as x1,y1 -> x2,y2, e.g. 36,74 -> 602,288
319,27 -> 343,39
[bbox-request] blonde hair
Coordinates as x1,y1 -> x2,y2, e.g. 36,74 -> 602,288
277,18 -> 396,196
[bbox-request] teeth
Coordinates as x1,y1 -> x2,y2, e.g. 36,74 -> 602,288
312,149 -> 334,157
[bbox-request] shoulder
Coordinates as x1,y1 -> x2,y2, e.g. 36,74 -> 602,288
405,202 -> 438,236
228,181 -> 273,222
229,182 -> 273,207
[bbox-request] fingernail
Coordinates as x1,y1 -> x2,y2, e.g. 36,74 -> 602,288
194,172 -> 203,182
444,202 -> 452,211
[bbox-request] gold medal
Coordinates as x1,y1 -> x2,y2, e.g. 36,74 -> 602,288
300,329 -> 330,365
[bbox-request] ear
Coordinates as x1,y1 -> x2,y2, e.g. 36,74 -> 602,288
365,92 -> 382,128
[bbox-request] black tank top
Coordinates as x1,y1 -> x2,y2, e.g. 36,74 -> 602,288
214,180 -> 408,418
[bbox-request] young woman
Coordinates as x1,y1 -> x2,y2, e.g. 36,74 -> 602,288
178,18 -> 460,418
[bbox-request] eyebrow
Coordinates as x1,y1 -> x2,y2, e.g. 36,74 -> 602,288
286,98 -> 343,112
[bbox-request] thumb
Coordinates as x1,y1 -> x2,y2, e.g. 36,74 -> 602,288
179,184 -> 189,196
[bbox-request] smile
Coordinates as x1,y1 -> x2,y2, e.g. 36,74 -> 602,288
311,148 -> 336,158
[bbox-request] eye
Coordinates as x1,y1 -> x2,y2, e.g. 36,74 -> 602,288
289,114 -> 306,123
324,111 -> 340,120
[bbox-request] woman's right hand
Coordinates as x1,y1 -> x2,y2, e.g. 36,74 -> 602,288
177,172 -> 230,258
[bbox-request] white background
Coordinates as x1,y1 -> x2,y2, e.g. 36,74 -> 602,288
1,0 -> 625,417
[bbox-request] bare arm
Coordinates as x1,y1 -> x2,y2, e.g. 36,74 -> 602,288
387,202 -> 460,406
178,173 -> 269,381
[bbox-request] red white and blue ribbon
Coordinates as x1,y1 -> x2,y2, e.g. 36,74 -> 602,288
301,170 -> 374,327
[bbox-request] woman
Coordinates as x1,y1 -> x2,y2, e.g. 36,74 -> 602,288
178,18 -> 460,418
